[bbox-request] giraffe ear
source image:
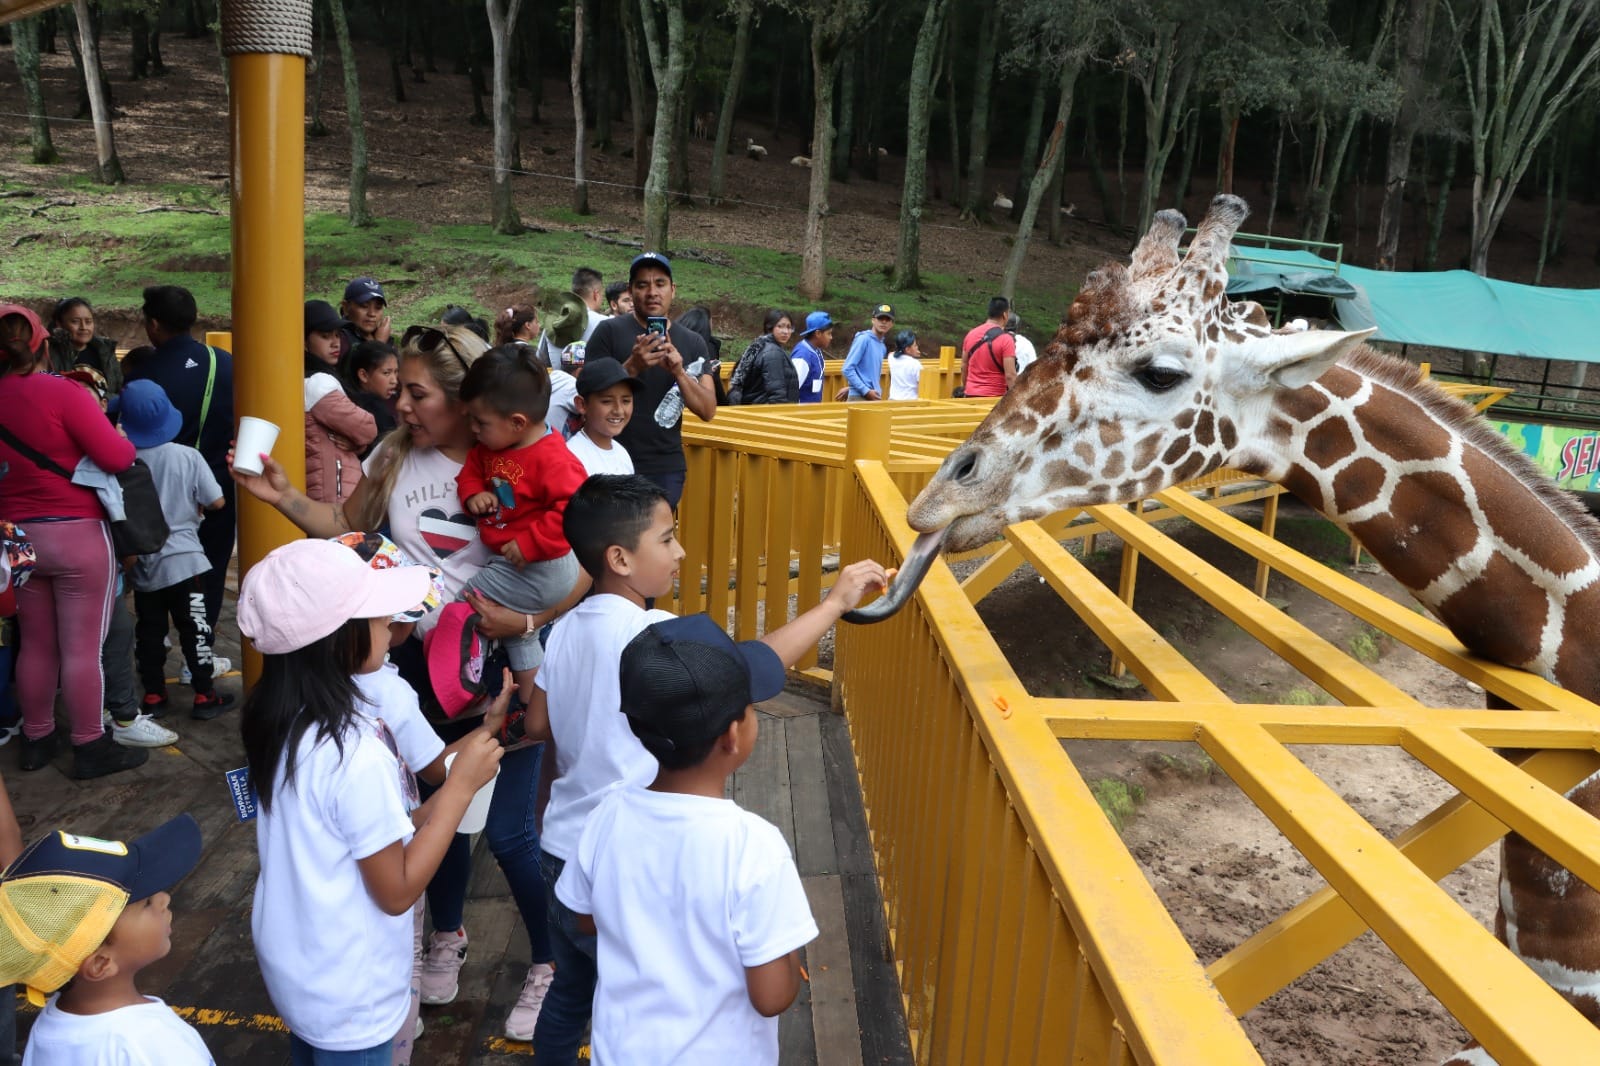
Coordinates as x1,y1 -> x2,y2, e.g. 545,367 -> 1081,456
1257,328 -> 1376,389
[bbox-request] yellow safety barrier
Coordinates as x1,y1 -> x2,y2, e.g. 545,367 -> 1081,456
821,401 -> 1600,1063
716,344 -> 963,400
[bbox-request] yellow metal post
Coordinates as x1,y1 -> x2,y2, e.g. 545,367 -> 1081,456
225,3 -> 311,685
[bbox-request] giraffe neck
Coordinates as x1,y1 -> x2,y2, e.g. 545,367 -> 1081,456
1262,352 -> 1600,699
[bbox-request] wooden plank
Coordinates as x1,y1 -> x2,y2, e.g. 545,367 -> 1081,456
787,711 -> 837,877
780,943 -> 820,1066
804,875 -> 864,1066
735,710 -> 795,854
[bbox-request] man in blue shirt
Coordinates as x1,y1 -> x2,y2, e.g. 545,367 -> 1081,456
124,285 -> 236,636
840,303 -> 896,401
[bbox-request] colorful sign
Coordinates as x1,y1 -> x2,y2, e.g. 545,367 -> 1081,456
1491,420 -> 1600,491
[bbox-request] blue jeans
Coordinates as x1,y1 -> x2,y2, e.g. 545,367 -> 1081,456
289,1034 -> 392,1064
0,984 -> 16,1066
533,850 -> 597,1064
641,470 -> 686,511
422,740 -> 552,964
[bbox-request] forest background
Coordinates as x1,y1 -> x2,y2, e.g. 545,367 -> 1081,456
4,0 -> 1600,347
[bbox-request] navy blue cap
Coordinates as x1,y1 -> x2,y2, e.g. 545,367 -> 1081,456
118,379 -> 183,449
4,813 -> 203,903
629,252 -> 673,280
619,614 -> 785,752
343,277 -> 386,305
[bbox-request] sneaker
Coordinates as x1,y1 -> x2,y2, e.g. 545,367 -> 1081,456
18,729 -> 57,772
181,656 -> 233,686
0,724 -> 21,748
191,690 -> 236,721
72,732 -> 149,780
503,962 -> 555,1041
142,691 -> 170,714
112,714 -> 179,748
414,1015 -> 424,1040
419,928 -> 468,1005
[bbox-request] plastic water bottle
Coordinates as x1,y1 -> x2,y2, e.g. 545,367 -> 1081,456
654,357 -> 705,428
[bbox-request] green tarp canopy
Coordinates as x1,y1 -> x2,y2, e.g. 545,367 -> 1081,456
1225,247 -> 1600,364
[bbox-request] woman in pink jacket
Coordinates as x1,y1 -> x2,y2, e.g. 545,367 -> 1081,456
304,301 -> 377,504
0,304 -> 144,780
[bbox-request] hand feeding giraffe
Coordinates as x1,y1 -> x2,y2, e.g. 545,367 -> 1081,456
852,195 -> 1600,1063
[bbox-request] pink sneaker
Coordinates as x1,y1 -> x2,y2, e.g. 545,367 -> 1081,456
420,928 -> 468,1005
503,962 -> 555,1041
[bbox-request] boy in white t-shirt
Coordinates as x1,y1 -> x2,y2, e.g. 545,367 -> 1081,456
0,814 -> 214,1065
556,614 -> 817,1065
519,475 -> 888,1064
564,360 -> 641,477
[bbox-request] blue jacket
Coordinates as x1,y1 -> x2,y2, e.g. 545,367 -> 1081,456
841,330 -> 887,398
793,339 -> 826,404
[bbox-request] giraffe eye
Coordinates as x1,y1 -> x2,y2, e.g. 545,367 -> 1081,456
1137,364 -> 1187,392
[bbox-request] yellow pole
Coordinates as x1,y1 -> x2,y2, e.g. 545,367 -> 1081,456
226,10 -> 310,686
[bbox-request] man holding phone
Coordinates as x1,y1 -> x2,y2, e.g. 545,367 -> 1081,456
583,252 -> 716,508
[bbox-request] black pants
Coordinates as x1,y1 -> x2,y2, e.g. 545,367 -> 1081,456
198,480 -> 235,632
134,575 -> 214,695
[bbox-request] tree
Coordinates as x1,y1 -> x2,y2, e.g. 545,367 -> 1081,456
958,4 -> 1001,221
639,0 -> 690,250
487,0 -> 528,234
1110,0 -> 1206,235
1376,0 -> 1441,269
796,0 -> 872,299
572,0 -> 591,214
72,0 -> 124,183
12,17 -> 59,165
890,0 -> 952,289
1445,0 -> 1600,276
327,0 -> 373,225
620,0 -> 651,199
709,0 -> 756,205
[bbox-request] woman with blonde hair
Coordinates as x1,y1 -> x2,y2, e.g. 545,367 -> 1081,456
232,322 -> 576,1045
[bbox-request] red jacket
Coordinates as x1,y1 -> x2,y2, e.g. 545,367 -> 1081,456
458,433 -> 587,562
0,373 -> 135,521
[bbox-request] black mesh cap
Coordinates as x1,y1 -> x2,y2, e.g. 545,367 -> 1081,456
619,614 -> 786,753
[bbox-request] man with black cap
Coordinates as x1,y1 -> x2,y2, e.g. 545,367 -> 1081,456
583,253 -> 716,508
840,303 -> 896,401
124,285 -> 236,638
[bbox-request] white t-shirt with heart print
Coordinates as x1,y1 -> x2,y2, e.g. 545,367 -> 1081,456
364,441 -> 493,632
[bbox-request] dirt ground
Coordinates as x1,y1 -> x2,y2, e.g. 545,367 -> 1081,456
964,497 -> 1499,1065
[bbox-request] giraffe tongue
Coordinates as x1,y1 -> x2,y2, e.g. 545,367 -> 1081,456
840,528 -> 949,625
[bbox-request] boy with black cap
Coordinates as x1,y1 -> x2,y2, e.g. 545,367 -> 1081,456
555,615 -> 815,1064
566,361 -> 643,476
0,813 -> 212,1064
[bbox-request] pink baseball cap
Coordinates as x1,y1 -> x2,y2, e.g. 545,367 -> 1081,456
239,539 -> 433,654
0,305 -> 47,355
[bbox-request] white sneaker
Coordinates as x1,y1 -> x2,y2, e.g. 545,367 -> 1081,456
503,962 -> 555,1041
112,714 -> 179,748
180,656 -> 232,686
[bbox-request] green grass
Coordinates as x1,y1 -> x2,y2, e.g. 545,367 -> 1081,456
1348,627 -> 1383,664
1090,777 -> 1146,833
1284,686 -> 1326,706
1,178 -> 1074,343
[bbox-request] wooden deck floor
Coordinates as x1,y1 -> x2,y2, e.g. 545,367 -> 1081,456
8,597 -> 913,1065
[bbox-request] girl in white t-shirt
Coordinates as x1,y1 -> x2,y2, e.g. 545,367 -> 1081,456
887,329 -> 923,401
237,539 -> 505,1064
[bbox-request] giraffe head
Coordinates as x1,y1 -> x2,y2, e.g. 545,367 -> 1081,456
849,197 -> 1373,622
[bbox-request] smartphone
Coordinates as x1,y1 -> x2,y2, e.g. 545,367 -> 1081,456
646,316 -> 668,337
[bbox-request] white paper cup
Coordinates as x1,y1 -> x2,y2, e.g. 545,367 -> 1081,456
443,752 -> 498,836
232,417 -> 280,476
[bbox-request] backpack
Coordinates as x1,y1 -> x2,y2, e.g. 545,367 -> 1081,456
965,326 -> 1007,377
0,424 -> 170,558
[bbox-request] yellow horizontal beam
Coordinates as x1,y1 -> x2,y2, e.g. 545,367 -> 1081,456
1200,720 -> 1600,1064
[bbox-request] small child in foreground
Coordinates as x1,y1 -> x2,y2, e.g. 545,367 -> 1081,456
456,345 -> 589,701
555,615 -> 817,1064
0,813 -> 213,1065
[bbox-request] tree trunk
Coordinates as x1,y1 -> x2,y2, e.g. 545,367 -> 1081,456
1376,0 -> 1435,269
487,0 -> 527,234
709,0 -> 754,204
1003,58 -> 1080,301
308,1 -> 329,137
572,0 -> 590,214
64,6 -> 90,117
521,12 -> 542,124
186,0 -> 206,38
799,29 -> 842,301
620,0 -> 649,199
670,83 -> 692,204
328,0 -> 372,225
769,37 -> 784,141
592,0 -> 612,150
72,0 -> 123,184
1135,25 -> 1196,234
1172,109 -> 1198,210
383,0 -> 407,102
1265,116 -> 1284,235
640,0 -> 687,251
831,46 -> 856,183
958,4 -> 999,220
13,18 -> 59,164
1535,135 -> 1556,285
1218,105 -> 1239,194
129,9 -> 150,79
859,38 -> 884,180
1116,73 -> 1129,228
940,15 -> 962,206
1424,138 -> 1455,271
889,0 -> 950,291
1011,68 -> 1048,221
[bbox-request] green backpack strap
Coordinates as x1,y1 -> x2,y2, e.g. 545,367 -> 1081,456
196,346 -> 216,449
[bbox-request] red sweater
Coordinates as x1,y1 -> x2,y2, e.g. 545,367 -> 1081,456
0,373 -> 135,521
458,432 -> 588,562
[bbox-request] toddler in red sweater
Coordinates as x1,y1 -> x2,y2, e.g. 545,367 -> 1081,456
457,346 -> 589,698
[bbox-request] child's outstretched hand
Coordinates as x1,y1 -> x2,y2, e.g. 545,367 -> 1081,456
449,730 -> 503,792
465,491 -> 499,516
824,559 -> 890,615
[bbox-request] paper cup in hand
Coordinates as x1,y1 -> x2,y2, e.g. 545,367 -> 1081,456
232,417 -> 280,476
443,751 -> 498,835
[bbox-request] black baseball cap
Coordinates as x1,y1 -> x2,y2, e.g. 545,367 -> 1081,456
577,359 -> 644,397
619,615 -> 786,753
304,299 -> 342,335
629,252 -> 673,280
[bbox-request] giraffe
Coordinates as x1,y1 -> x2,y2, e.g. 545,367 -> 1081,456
848,195 -> 1600,1063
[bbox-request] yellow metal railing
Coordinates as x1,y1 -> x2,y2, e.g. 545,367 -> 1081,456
717,344 -> 964,401
825,403 -> 1600,1064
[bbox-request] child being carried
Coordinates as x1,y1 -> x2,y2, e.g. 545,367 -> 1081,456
457,345 -> 590,701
